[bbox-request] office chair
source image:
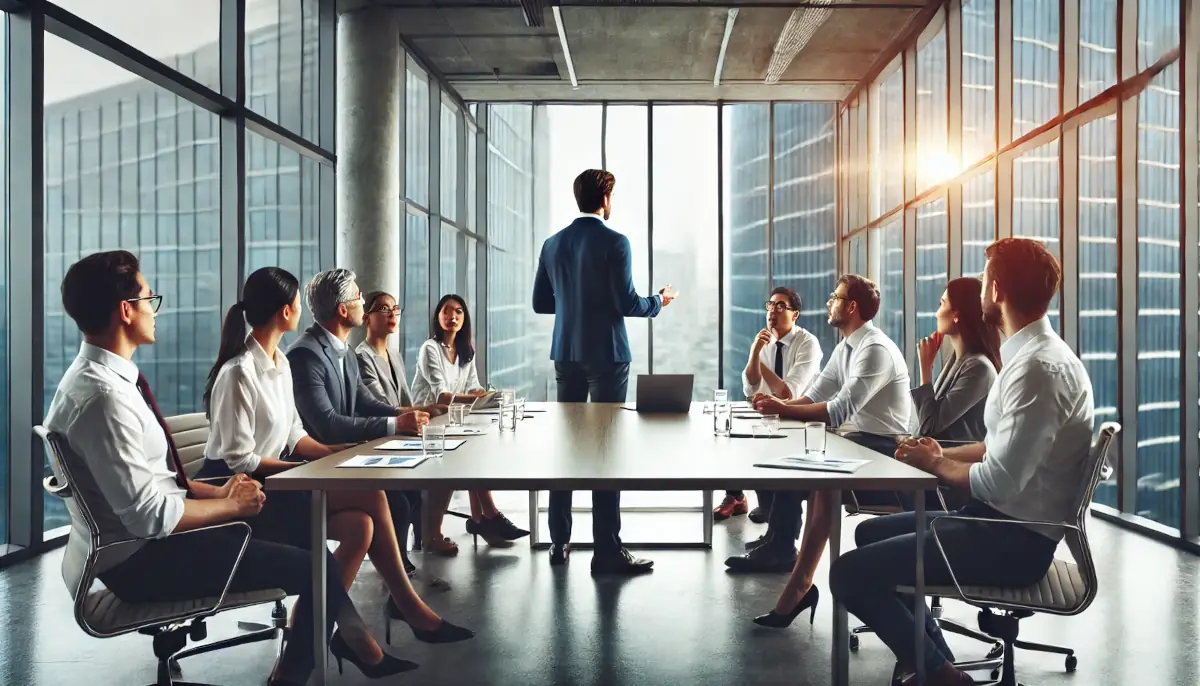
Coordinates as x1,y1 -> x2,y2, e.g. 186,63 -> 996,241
37,424 -> 288,686
897,422 -> 1119,685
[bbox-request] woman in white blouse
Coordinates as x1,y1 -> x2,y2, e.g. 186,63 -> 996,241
199,267 -> 472,646
410,294 -> 529,548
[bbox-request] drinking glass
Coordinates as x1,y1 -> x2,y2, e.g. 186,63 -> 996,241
515,398 -> 527,421
422,424 -> 446,458
713,403 -> 732,437
448,404 -> 469,426
499,402 -> 517,432
804,422 -> 827,457
713,389 -> 728,405
760,414 -> 780,436
499,389 -> 516,406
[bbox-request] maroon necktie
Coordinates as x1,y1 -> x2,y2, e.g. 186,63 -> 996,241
135,373 -> 192,493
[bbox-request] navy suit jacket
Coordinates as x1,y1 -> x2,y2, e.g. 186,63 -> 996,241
287,324 -> 396,445
532,216 -> 662,363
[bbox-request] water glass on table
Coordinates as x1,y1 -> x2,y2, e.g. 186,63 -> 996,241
514,398 -> 527,421
423,424 -> 447,458
804,421 -> 827,457
448,404 -> 469,426
499,401 -> 518,432
759,414 -> 779,437
712,389 -> 731,437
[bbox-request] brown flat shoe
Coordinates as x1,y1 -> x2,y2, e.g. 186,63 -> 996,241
424,536 -> 459,557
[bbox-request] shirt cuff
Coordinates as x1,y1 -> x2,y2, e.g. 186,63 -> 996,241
825,397 -> 848,428
967,462 -> 987,501
387,417 -> 398,435
158,495 -> 186,538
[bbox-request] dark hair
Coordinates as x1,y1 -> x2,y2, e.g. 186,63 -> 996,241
203,267 -> 300,414
363,291 -> 395,316
945,277 -> 1002,372
430,294 -> 475,366
836,273 -> 881,322
984,237 -> 1061,316
574,169 -> 616,213
770,286 -> 803,313
62,250 -> 144,336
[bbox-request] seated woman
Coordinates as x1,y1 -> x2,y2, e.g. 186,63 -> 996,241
410,294 -> 529,552
198,267 -> 472,645
355,291 -> 450,589
752,278 -> 1001,660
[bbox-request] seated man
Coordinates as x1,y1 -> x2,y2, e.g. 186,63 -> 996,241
717,287 -> 822,549
732,274 -> 911,573
829,238 -> 1094,686
46,251 -> 407,684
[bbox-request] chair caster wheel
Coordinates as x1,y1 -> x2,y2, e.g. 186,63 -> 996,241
987,642 -> 1003,659
169,659 -> 182,678
849,634 -> 859,651
1066,655 -> 1077,672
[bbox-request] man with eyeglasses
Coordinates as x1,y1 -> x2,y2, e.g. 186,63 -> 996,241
718,287 -> 822,571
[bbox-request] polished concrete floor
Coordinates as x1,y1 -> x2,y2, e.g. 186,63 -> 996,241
2,491 -> 1198,686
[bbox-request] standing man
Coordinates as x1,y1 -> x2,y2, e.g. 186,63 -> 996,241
532,169 -> 675,575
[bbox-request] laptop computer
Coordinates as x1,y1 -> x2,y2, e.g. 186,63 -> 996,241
625,374 -> 694,413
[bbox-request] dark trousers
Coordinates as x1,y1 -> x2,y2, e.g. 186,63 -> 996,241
386,490 -> 419,555
100,525 -> 349,679
550,361 -> 629,555
829,503 -> 1058,675
724,489 -> 771,509
840,431 -> 949,511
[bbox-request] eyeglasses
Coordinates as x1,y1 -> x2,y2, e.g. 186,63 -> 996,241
126,294 -> 163,313
764,301 -> 797,312
369,306 -> 402,316
827,293 -> 848,303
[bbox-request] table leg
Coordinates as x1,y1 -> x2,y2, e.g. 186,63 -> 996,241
528,490 -> 539,547
829,489 -> 848,686
702,490 -> 714,547
310,490 -> 327,686
914,489 -> 926,686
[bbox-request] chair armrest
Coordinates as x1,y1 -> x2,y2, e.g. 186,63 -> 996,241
192,476 -> 229,483
927,515 -> 1077,606
43,475 -> 72,498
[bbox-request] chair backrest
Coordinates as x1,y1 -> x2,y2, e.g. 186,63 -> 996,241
1063,421 -> 1121,614
164,413 -> 211,477
34,425 -> 143,630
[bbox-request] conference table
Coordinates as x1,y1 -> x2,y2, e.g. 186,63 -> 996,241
268,402 -> 939,686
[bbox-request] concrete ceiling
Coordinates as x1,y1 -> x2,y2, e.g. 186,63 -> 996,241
343,0 -> 930,101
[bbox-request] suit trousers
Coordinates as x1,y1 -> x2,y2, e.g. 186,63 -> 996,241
549,361 -> 630,555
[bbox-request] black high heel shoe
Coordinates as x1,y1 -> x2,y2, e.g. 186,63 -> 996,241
752,585 -> 820,628
467,514 -> 531,546
328,630 -> 419,678
385,597 -> 476,645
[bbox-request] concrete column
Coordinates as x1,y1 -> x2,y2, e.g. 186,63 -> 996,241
336,6 -> 401,297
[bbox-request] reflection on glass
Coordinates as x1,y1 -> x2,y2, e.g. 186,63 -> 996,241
1138,0 -> 1181,71
1012,0 -> 1060,138
547,106 -> 602,230
440,222 -> 457,297
604,106 -> 650,396
1135,64 -> 1181,526
1080,0 -> 1118,103
466,123 -> 478,228
485,105 -> 545,399
652,106 -> 719,399
441,101 -> 459,223
872,68 -> 904,217
873,220 -> 905,359
723,103 -> 770,400
915,199 -> 948,379
916,25 -> 949,191
962,0 -> 996,165
848,234 -> 867,276
962,170 -> 995,277
43,33 -> 221,533
246,0 -> 319,142
404,211 -> 429,376
1012,138 -> 1061,330
772,103 -> 839,360
1078,114 -> 1119,508
406,60 -> 430,207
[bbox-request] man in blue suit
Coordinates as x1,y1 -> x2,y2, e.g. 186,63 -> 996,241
532,169 -> 675,575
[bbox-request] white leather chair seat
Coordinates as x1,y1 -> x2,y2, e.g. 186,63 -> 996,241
897,558 -> 1087,613
83,588 -> 287,635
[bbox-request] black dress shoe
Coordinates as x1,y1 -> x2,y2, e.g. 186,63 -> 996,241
550,544 -> 571,566
744,533 -> 771,551
725,545 -> 797,573
590,548 -> 654,575
747,506 -> 769,524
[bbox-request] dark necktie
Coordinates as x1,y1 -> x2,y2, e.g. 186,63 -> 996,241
774,341 -> 785,378
135,373 -> 191,493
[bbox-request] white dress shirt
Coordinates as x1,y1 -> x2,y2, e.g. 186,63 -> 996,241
411,339 -> 483,406
969,317 -> 1095,539
204,335 -> 309,474
742,325 -> 823,398
802,321 -> 912,435
44,343 -> 186,541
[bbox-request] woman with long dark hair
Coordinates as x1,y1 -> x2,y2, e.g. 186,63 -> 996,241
200,268 -> 473,660
912,277 -> 1001,441
411,294 -> 529,552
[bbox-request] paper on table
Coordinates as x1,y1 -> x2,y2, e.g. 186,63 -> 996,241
754,454 -> 869,474
339,454 -> 430,468
376,439 -> 466,451
443,425 -> 489,436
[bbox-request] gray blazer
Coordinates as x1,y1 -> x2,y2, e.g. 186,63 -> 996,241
287,324 -> 397,445
355,340 -> 414,409
910,352 -> 997,442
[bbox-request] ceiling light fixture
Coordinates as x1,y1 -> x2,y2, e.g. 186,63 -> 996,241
552,6 -> 579,90
714,8 -> 739,87
764,0 -> 835,84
